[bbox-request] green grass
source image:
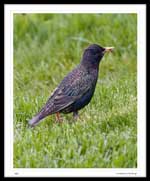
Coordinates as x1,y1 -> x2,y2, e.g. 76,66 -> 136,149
14,14 -> 137,168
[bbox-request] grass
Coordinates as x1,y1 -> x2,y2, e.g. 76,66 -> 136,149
13,14 -> 137,168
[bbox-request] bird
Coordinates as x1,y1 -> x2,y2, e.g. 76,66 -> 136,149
28,44 -> 114,127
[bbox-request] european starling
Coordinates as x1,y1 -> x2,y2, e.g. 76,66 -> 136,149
29,44 -> 114,127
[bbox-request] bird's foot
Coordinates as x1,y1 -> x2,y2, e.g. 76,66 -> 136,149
55,112 -> 63,123
73,111 -> 79,121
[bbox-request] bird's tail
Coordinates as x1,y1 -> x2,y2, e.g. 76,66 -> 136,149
28,102 -> 53,127
28,115 -> 43,127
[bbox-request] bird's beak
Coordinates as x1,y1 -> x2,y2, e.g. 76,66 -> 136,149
104,47 -> 114,53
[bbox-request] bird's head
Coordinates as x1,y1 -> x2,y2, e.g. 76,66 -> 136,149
81,44 -> 114,68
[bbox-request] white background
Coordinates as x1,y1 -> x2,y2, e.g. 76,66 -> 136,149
4,4 -> 146,177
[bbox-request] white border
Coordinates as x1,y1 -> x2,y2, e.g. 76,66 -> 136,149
4,4 -> 146,177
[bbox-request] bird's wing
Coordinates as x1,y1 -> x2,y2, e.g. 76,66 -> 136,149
41,69 -> 94,115
44,83 -> 90,114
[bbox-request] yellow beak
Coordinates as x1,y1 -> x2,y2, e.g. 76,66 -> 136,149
104,47 -> 114,53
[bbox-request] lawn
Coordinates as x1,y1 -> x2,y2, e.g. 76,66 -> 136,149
14,14 -> 137,168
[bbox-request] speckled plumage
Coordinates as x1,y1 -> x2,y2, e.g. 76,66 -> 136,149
29,44 -> 113,127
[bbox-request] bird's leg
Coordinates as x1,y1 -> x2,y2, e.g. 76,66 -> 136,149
73,111 -> 79,120
55,112 -> 63,123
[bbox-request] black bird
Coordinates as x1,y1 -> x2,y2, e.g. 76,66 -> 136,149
29,44 -> 114,127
